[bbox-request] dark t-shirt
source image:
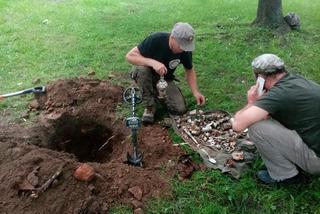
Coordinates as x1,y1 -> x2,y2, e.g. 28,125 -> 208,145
254,73 -> 320,156
137,32 -> 193,79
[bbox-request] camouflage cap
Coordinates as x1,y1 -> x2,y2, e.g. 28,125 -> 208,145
252,54 -> 285,74
171,22 -> 195,52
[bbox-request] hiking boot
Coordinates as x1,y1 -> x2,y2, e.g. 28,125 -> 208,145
257,170 -> 302,185
142,106 -> 155,123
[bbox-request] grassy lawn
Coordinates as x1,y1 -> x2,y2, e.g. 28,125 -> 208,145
1,0 -> 320,213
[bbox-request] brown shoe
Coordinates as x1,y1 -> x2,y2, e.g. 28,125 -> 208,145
142,106 -> 155,123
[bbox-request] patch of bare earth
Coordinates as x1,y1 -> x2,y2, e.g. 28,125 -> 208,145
0,78 -> 194,213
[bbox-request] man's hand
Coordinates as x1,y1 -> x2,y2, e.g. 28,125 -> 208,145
151,61 -> 167,76
126,47 -> 167,75
193,91 -> 205,105
247,84 -> 260,104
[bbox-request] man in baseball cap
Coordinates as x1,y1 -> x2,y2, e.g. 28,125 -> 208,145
231,53 -> 320,185
171,22 -> 195,52
251,53 -> 285,77
125,22 -> 205,123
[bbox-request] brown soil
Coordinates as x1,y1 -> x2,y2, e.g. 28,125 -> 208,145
0,78 -> 199,214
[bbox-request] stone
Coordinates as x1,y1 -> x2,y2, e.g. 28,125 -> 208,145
87,70 -> 96,76
131,199 -> 143,208
128,186 -> 143,201
134,208 -> 144,214
73,164 -> 95,182
29,100 -> 40,110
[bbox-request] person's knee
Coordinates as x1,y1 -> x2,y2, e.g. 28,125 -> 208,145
131,66 -> 153,81
248,120 -> 273,143
137,66 -> 153,76
168,103 -> 187,115
165,83 -> 186,115
175,105 -> 187,115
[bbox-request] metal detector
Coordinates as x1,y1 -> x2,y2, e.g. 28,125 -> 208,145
123,87 -> 143,167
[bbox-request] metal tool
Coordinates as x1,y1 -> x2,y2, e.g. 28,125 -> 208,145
123,87 -> 143,167
0,86 -> 46,99
183,128 -> 216,164
200,148 -> 216,164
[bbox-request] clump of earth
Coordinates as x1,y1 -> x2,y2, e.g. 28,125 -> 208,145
0,78 -> 201,213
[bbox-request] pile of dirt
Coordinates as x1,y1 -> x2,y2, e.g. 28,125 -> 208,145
0,78 -> 200,213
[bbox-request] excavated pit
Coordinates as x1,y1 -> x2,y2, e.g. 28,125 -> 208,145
31,78 -> 127,163
46,115 -> 114,163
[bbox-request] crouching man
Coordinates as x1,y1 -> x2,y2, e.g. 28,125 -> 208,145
125,22 -> 205,123
231,54 -> 320,184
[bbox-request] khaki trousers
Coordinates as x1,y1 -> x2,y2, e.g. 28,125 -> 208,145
249,120 -> 320,180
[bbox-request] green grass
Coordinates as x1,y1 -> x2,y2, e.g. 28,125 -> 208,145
1,0 -> 320,213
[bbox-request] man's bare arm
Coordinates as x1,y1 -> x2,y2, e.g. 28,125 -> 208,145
125,47 -> 167,75
185,68 -> 205,105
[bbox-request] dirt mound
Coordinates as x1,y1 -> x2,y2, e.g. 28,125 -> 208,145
0,78 -> 192,213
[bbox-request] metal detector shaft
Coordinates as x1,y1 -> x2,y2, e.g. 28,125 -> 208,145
130,129 -> 140,158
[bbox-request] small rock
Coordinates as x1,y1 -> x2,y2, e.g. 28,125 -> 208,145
73,164 -> 95,182
189,109 -> 197,115
45,112 -> 63,121
87,70 -> 96,76
21,112 -> 29,119
128,186 -> 143,201
131,199 -> 143,208
29,100 -> 40,110
101,203 -> 109,212
134,208 -> 144,214
108,74 -> 116,79
166,160 -> 175,168
88,184 -> 99,194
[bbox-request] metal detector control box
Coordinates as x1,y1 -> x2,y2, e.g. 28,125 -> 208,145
126,116 -> 141,129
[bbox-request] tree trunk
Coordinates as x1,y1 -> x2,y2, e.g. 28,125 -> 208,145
253,0 -> 290,32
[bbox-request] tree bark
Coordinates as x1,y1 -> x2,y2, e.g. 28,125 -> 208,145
253,0 -> 290,32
